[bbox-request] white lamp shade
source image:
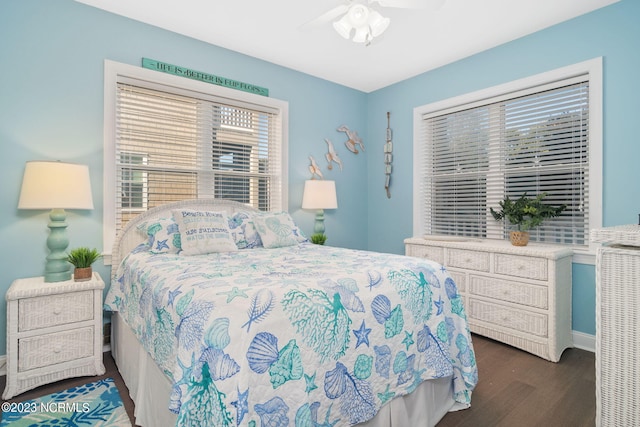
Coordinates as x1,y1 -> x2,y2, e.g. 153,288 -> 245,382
302,180 -> 338,210
18,161 -> 94,210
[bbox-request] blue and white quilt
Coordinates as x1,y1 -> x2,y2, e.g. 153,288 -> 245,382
105,243 -> 477,427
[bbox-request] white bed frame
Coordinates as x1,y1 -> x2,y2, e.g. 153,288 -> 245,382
110,199 -> 458,427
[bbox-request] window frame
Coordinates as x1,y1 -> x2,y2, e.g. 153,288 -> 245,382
413,58 -> 602,264
102,60 -> 289,264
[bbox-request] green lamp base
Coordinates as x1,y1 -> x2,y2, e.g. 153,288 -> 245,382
313,209 -> 326,235
45,208 -> 71,283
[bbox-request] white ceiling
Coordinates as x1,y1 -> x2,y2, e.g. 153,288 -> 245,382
75,0 -> 619,93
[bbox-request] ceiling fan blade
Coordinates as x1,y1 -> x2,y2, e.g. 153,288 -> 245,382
299,4 -> 350,30
375,0 -> 446,10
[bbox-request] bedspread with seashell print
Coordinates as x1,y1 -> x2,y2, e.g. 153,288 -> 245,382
105,242 -> 477,427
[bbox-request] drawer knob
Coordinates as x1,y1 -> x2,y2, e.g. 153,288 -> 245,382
53,345 -> 62,353
465,258 -> 471,263
53,307 -> 62,315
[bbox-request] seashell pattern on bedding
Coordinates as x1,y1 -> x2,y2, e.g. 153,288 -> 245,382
105,242 -> 477,427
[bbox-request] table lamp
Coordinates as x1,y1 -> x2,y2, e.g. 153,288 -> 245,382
301,180 -> 338,235
18,161 -> 94,282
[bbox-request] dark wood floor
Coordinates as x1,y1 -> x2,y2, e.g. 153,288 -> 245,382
1,334 -> 595,426
438,335 -> 595,427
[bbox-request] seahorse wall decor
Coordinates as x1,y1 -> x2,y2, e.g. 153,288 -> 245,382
337,125 -> 365,154
384,112 -> 393,199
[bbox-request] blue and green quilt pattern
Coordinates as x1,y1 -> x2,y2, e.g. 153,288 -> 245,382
105,243 -> 477,427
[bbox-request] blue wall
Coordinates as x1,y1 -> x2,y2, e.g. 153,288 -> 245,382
0,0 -> 634,355
0,0 -> 368,355
366,0 -> 639,336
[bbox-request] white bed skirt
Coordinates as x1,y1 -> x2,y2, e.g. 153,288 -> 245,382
112,313 -> 458,427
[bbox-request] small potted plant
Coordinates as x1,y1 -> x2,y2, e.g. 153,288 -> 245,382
490,193 -> 566,246
310,233 -> 327,245
67,247 -> 102,281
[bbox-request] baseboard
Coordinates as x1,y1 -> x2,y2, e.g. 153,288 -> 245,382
572,330 -> 595,353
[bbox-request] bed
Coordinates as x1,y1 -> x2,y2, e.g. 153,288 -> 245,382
105,199 -> 477,427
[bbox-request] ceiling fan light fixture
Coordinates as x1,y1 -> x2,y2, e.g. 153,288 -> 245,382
368,10 -> 390,37
333,15 -> 352,39
333,2 -> 390,45
347,4 -> 370,27
352,26 -> 371,43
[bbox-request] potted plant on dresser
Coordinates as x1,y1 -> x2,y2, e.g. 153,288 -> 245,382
490,193 -> 566,246
67,247 -> 102,281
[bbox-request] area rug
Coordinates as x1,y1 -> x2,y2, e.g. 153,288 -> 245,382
1,377 -> 131,426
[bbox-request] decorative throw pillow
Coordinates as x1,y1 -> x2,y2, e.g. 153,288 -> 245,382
172,209 -> 238,255
253,212 -> 308,249
228,211 -> 263,249
138,217 -> 182,254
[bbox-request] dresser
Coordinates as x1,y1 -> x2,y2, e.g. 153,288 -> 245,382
3,273 -> 106,399
405,237 -> 573,362
591,225 -> 640,427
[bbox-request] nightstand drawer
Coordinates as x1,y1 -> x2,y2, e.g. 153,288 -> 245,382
468,299 -> 548,337
18,327 -> 94,371
494,254 -> 548,280
18,291 -> 94,332
448,249 -> 490,272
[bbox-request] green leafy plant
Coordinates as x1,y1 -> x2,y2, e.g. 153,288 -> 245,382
490,193 -> 567,231
310,233 -> 327,245
66,247 -> 102,268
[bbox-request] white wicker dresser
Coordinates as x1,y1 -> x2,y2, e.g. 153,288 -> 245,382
3,273 -> 106,399
591,225 -> 640,427
405,237 -> 573,362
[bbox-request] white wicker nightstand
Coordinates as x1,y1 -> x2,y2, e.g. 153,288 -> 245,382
3,273 -> 106,399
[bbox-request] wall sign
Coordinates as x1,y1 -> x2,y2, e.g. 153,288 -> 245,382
142,58 -> 269,97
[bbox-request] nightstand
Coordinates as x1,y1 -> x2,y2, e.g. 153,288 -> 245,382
3,273 -> 106,399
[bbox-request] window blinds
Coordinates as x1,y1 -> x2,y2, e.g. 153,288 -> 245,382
115,82 -> 282,231
418,80 -> 589,246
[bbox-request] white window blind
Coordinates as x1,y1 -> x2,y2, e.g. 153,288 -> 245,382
115,82 -> 283,233
417,79 -> 590,246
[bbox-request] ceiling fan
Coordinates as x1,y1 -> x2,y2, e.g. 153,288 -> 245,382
306,0 -> 446,45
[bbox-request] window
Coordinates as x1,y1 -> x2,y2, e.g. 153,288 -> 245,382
413,58 -> 602,261
103,61 -> 288,261
120,152 -> 148,211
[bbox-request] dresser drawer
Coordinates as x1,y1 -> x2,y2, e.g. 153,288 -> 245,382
406,245 -> 444,265
494,254 -> 548,280
448,270 -> 466,293
18,327 -> 94,371
18,291 -> 94,332
448,249 -> 490,272
469,276 -> 548,309
468,299 -> 548,337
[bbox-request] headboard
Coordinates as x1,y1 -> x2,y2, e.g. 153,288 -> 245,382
111,199 -> 260,278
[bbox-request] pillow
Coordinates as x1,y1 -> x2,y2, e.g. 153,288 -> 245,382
228,211 -> 263,249
253,212 -> 308,249
172,209 -> 238,255
138,217 -> 181,254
